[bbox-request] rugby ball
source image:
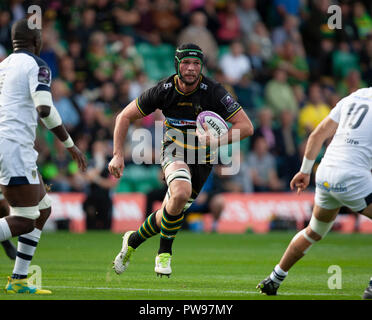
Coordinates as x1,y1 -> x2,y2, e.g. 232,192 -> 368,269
196,111 -> 229,137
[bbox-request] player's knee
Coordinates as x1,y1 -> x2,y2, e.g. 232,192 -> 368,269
9,205 -> 40,220
290,226 -> 321,255
8,206 -> 39,234
304,226 -> 322,242
39,206 -> 51,222
308,215 -> 334,240
292,228 -> 314,245
171,187 -> 191,207
38,194 -> 52,218
39,194 -> 52,211
23,219 -> 35,234
166,168 -> 192,208
9,215 -> 35,234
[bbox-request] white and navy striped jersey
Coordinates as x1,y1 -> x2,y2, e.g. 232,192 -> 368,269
0,50 -> 52,147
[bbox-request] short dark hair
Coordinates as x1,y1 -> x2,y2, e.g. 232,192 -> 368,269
11,18 -> 41,48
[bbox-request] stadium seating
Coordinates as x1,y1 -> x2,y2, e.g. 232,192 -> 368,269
136,42 -> 175,81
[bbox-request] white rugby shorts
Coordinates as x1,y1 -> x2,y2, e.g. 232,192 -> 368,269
0,138 -> 40,186
315,162 -> 372,212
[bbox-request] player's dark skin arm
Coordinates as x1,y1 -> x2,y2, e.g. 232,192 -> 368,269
37,105 -> 87,171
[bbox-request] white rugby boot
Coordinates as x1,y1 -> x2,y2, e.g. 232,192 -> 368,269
113,231 -> 136,274
155,253 -> 172,278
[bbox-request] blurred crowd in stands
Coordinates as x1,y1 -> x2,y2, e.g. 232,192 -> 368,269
1,0 -> 371,200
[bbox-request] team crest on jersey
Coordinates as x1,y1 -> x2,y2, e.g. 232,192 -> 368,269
38,66 -> 51,85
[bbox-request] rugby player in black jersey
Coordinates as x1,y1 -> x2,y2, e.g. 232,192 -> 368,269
109,43 -> 253,277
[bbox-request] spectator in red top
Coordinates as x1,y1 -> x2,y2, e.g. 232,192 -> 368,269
217,0 -> 241,44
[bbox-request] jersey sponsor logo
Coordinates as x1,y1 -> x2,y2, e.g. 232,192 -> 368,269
316,181 -> 347,192
38,66 -> 51,85
200,83 -> 208,90
345,138 -> 359,145
166,117 -> 196,127
163,82 -> 172,90
220,93 -> 238,112
177,102 -> 193,107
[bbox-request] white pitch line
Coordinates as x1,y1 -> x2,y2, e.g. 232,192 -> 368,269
48,285 -> 353,297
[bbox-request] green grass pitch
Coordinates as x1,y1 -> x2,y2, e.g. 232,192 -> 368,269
0,230 -> 371,300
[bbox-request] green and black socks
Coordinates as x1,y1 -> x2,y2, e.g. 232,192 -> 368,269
159,207 -> 184,255
128,207 -> 185,255
128,211 -> 160,249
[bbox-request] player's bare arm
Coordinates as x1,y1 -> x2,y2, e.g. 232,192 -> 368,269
290,116 -> 339,193
108,99 -> 144,178
221,108 -> 254,144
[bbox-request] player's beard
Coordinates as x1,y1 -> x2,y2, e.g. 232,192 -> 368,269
180,73 -> 199,86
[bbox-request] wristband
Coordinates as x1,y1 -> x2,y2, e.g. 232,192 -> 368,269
300,156 -> 315,174
62,136 -> 74,148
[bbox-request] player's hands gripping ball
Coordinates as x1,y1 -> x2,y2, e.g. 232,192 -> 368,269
196,111 -> 228,148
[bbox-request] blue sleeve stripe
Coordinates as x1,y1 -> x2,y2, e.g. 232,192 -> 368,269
35,84 -> 51,92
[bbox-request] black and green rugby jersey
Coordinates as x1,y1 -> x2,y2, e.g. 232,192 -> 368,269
136,74 -> 242,164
